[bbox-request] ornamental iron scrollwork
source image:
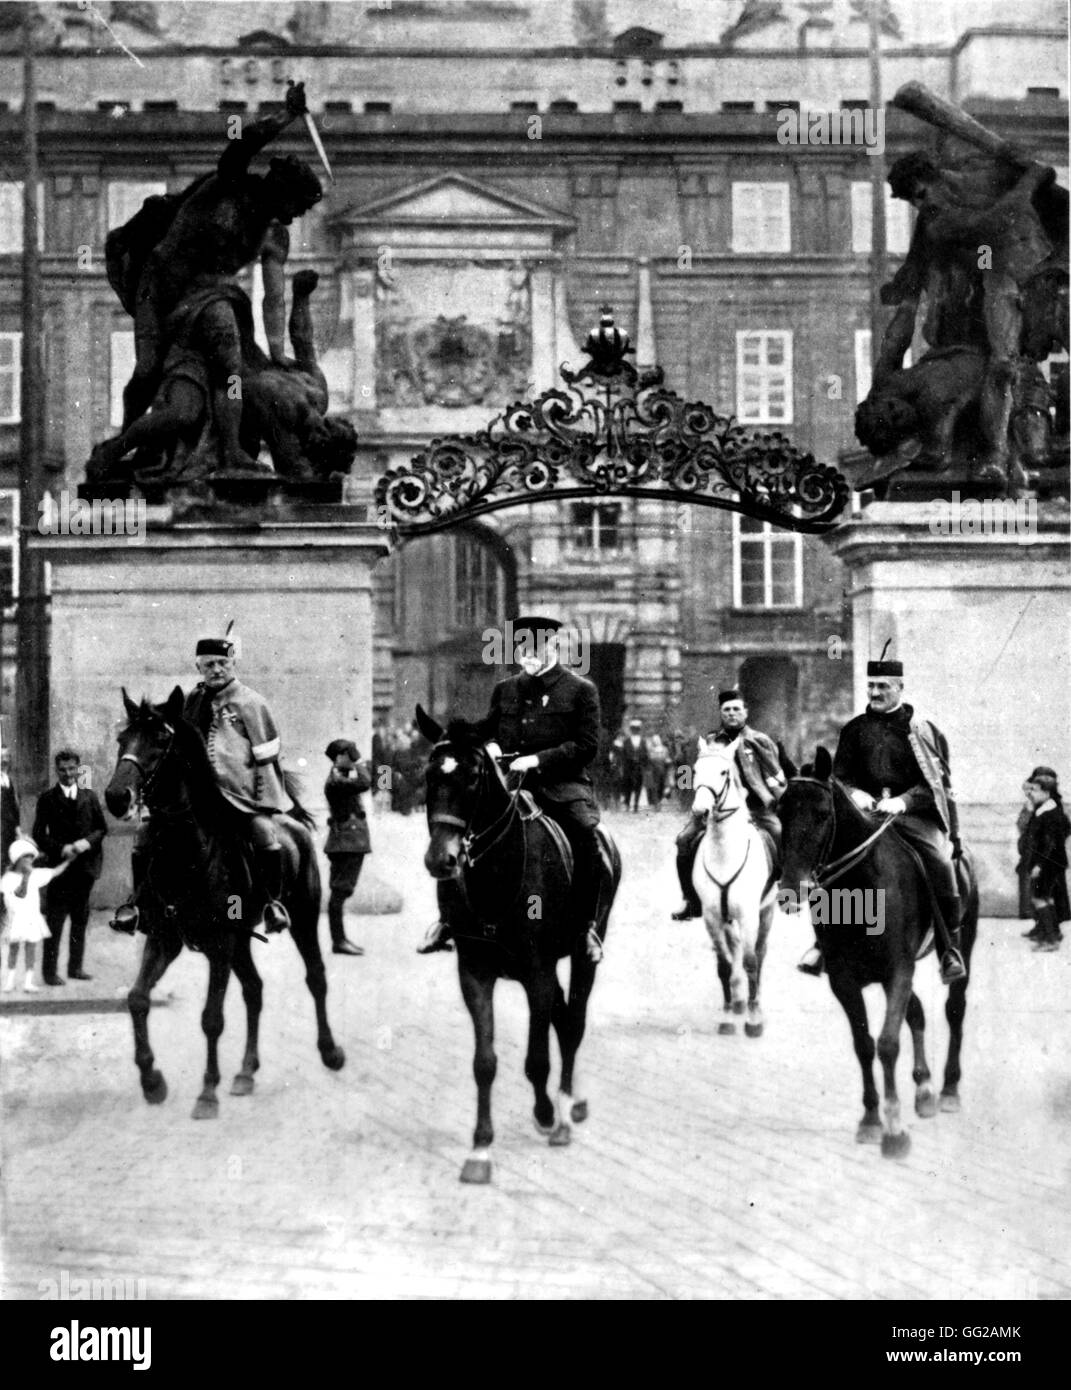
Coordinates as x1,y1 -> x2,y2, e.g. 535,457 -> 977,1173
375,308 -> 850,536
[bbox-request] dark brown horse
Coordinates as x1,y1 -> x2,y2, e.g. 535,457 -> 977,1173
416,706 -> 621,1184
105,688 -> 344,1118
778,747 -> 977,1157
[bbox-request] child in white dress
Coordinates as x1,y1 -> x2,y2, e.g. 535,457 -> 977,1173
1,838 -> 72,993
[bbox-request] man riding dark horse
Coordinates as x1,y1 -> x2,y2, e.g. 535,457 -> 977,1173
672,688 -> 787,921
418,615 -> 605,963
111,633 -> 293,936
797,652 -> 968,985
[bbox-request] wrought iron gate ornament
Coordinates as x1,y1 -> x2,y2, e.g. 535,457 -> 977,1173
375,309 -> 850,535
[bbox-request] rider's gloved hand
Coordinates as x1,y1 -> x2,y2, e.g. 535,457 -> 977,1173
485,741 -> 503,761
508,754 -> 540,773
850,789 -> 877,812
875,796 -> 907,815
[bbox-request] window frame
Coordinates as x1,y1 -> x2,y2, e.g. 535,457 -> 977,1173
569,500 -> 625,556
0,181 -> 46,254
850,181 -> 912,255
109,329 -> 136,429
731,182 -> 791,254
0,487 -> 18,612
451,533 -> 504,631
0,331 -> 22,424
732,513 -> 803,611
735,329 -> 794,425
105,179 -> 169,234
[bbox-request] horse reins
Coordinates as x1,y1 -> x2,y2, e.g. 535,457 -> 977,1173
789,776 -> 895,887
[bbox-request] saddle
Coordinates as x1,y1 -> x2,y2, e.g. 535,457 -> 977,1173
517,794 -> 615,899
886,824 -> 965,961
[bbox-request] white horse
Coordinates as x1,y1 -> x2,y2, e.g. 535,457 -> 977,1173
691,738 -> 778,1037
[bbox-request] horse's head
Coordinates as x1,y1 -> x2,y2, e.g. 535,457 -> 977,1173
415,704 -> 502,880
777,746 -> 837,911
691,737 -> 745,820
106,686 -> 185,819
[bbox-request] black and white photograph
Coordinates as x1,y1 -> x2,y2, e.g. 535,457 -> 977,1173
0,0 -> 1068,1324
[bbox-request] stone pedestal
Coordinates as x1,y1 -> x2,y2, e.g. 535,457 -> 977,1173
34,507 -> 391,908
826,499 -> 1071,917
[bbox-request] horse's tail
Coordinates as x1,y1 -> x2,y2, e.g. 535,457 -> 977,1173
282,769 -> 316,830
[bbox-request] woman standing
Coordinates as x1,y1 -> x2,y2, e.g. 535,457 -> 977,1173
2,838 -> 72,992
323,740 -> 372,957
1018,766 -> 1070,952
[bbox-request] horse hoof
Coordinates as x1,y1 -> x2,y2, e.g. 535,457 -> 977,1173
533,1115 -> 554,1137
717,1021 -> 736,1036
230,1074 -> 255,1097
142,1071 -> 167,1105
191,1096 -> 219,1121
320,1045 -> 346,1072
744,1021 -> 764,1039
856,1122 -> 883,1145
548,1124 -> 572,1148
939,1092 -> 961,1114
459,1158 -> 492,1185
881,1131 -> 911,1159
915,1087 -> 938,1119
570,1100 -> 588,1124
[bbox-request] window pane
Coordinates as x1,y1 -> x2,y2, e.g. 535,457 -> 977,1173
106,180 -> 168,230
0,333 -> 20,423
110,331 -> 135,428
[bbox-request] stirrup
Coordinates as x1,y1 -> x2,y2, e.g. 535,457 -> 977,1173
940,949 -> 967,985
109,902 -> 139,935
585,925 -> 604,963
263,900 -> 291,934
797,947 -> 824,976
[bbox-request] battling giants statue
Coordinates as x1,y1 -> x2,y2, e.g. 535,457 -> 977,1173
87,81 -> 357,496
856,82 -> 1068,497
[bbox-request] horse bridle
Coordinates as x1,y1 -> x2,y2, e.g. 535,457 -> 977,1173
695,756 -> 740,823
118,720 -> 176,807
788,775 -> 895,888
428,743 -> 522,870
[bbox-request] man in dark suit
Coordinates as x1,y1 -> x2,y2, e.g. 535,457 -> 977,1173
1,742 -> 21,868
419,614 -> 605,961
619,719 -> 650,812
32,748 -> 108,984
671,689 -> 786,920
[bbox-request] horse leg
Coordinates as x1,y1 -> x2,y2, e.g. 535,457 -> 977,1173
906,991 -> 937,1118
524,967 -> 559,1141
229,934 -> 263,1097
289,897 -> 345,1072
458,959 -> 497,1183
877,969 -> 914,1157
940,975 -> 968,1112
715,953 -> 734,1032
743,902 -> 767,1038
193,950 -> 231,1120
127,933 -> 180,1105
828,964 -> 881,1144
554,951 -> 598,1135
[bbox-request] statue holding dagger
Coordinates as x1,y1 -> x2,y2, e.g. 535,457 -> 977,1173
91,79 -> 343,486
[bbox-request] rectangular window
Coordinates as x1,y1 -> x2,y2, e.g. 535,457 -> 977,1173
0,489 -> 17,609
851,182 -> 912,255
110,330 -> 135,428
452,536 -> 502,629
731,183 -> 790,253
855,328 -> 912,402
570,502 -> 623,553
0,332 -> 21,423
736,330 -> 793,424
732,515 -> 802,609
0,181 -> 45,253
106,180 -> 168,231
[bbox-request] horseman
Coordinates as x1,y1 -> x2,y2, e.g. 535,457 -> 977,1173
672,689 -> 786,921
796,653 -> 967,985
111,634 -> 293,935
418,615 -> 605,962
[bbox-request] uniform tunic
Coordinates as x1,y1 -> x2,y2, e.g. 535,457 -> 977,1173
184,678 -> 288,814
324,763 -> 372,897
833,705 -> 937,819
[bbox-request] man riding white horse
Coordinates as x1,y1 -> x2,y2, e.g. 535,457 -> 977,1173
672,689 -> 786,921
797,652 -> 968,985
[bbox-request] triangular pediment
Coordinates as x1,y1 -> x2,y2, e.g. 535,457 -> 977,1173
331,174 -> 574,232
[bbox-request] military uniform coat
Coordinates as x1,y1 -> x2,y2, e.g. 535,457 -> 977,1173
476,663 -> 601,806
834,703 -> 958,839
710,725 -> 786,815
324,763 -> 373,856
184,679 -> 288,814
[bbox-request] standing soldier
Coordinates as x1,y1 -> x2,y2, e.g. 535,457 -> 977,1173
322,739 -> 370,956
418,615 -> 605,961
797,652 -> 968,984
671,689 -> 786,920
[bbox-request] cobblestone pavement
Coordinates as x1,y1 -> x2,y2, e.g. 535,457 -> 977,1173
2,808 -> 1069,1301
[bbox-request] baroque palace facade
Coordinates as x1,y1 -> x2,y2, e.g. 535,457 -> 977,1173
0,1 -> 1066,758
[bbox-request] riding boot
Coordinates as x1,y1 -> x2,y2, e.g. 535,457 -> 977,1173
937,893 -> 967,984
569,827 -> 605,960
671,847 -> 702,920
256,846 -> 291,933
417,879 -> 458,955
328,893 -> 364,955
